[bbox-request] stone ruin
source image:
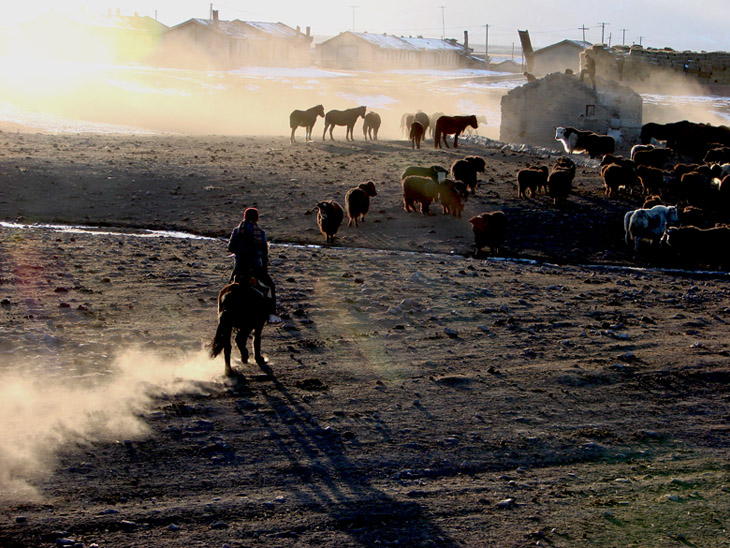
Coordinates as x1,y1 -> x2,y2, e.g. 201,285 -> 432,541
500,71 -> 643,149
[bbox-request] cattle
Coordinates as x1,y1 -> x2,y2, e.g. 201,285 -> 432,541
402,175 -> 440,215
633,147 -> 674,169
636,165 -> 664,196
450,156 -> 486,195
517,166 -> 548,198
661,225 -> 730,267
601,163 -> 637,197
438,179 -> 469,217
555,126 -> 615,159
703,146 -> 730,164
547,156 -> 576,204
345,181 -> 378,227
315,200 -> 344,243
623,205 -> 680,250
641,121 -> 730,162
469,211 -> 507,255
630,144 -> 657,161
400,165 -> 448,184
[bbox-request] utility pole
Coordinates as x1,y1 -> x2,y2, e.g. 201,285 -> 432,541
349,5 -> 358,32
439,6 -> 445,40
209,3 -> 213,21
485,24 -> 489,60
596,21 -> 609,44
579,24 -> 589,43
638,36 -> 643,46
620,28 -> 628,46
608,32 -> 612,47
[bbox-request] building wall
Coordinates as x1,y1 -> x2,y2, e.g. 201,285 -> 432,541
500,72 -> 642,147
532,46 -> 583,76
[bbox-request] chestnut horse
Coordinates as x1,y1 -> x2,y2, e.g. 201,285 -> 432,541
434,115 -> 478,149
323,106 -> 367,141
210,282 -> 271,376
290,104 -> 325,143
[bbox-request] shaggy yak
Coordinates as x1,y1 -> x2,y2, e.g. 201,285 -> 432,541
450,156 -> 486,195
434,115 -> 479,149
315,200 -> 344,242
469,211 -> 507,255
345,181 -> 378,227
402,175 -> 440,215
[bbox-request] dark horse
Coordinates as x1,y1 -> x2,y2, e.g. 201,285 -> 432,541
434,115 -> 478,149
323,106 -> 367,141
210,282 -> 271,376
289,104 -> 325,143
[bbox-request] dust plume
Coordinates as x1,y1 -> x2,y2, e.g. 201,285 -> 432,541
0,348 -> 220,503
0,25 -> 506,138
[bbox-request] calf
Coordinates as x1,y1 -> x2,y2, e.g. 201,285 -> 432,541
409,122 -> 424,149
517,166 -> 548,198
451,156 -> 486,195
469,211 -> 507,255
402,175 -> 440,215
439,179 -> 469,217
623,205 -> 680,250
315,200 -> 344,243
345,181 -> 378,227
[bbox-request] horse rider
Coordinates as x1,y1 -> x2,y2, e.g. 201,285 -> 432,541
228,207 -> 282,324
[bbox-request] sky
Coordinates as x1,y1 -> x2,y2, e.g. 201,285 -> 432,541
1,0 -> 729,52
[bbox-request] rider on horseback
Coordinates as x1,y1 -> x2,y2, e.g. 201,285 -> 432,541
228,207 -> 282,325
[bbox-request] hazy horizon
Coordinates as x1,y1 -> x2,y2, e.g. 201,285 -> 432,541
0,0 -> 728,53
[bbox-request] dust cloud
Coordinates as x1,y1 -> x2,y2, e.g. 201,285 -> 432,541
0,348 -> 219,503
0,28 -> 506,138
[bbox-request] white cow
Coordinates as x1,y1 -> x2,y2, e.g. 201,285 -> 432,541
624,205 -> 680,251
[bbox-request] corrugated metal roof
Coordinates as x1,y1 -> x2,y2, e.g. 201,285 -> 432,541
352,32 -> 419,51
400,36 -> 464,52
243,21 -> 301,39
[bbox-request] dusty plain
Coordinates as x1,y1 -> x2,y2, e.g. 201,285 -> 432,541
0,130 -> 729,547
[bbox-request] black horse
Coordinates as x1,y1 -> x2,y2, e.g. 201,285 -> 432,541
210,282 -> 271,376
323,106 -> 367,141
290,104 -> 325,143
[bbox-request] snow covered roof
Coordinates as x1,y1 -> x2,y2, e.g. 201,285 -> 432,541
173,19 -> 307,40
320,31 -> 467,52
400,36 -> 465,52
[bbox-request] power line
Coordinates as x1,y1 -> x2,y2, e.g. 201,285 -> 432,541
578,24 -> 589,42
596,21 -> 610,44
620,28 -> 629,46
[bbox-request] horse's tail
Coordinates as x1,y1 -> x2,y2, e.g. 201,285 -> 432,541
209,309 -> 233,358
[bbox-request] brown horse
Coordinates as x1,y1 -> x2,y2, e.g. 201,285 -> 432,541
363,112 -> 381,140
290,104 -> 325,143
323,106 -> 367,141
209,282 -> 271,376
434,115 -> 478,149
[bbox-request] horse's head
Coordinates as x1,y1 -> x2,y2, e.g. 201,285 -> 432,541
316,104 -> 325,117
359,106 -> 367,118
469,115 -> 478,129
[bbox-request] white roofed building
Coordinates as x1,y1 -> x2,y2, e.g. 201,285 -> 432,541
317,31 -> 475,70
155,12 -> 313,69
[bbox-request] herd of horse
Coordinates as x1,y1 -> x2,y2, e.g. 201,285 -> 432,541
289,104 -> 482,148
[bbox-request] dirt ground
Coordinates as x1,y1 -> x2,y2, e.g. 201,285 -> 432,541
0,130 -> 729,548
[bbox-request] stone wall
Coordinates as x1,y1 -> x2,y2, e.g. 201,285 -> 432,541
582,44 -> 730,87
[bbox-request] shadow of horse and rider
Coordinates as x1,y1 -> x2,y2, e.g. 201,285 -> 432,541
208,279 -> 459,546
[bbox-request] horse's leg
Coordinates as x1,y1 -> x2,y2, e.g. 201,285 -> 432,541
454,133 -> 460,148
329,126 -> 335,141
323,124 -> 328,141
253,323 -> 265,365
223,341 -> 233,376
235,329 -> 250,364
290,127 -> 296,144
443,134 -> 450,148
